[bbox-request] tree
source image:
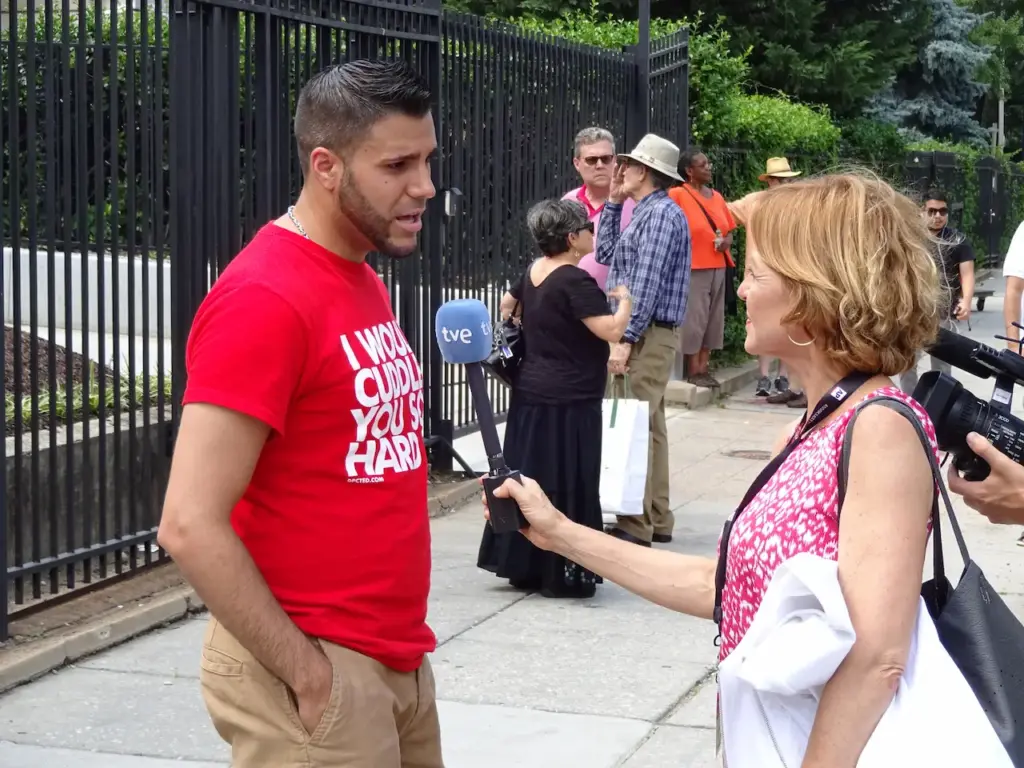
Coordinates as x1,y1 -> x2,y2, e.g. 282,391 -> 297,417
966,0 -> 1024,150
707,0 -> 930,118
867,0 -> 991,145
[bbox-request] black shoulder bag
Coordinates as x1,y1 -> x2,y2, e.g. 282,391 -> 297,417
838,396 -> 1024,764
712,372 -> 873,636
482,278 -> 526,389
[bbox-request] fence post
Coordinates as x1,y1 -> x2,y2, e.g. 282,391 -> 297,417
975,156 -> 1002,263
680,29 -> 690,151
169,0 -> 197,424
1,370 -> 6,642
626,0 -> 651,148
424,0 -> 449,471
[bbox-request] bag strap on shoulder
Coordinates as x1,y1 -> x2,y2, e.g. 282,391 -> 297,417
682,184 -> 722,234
838,396 -> 970,593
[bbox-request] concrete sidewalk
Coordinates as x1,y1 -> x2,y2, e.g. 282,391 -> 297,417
1,298 -> 1023,766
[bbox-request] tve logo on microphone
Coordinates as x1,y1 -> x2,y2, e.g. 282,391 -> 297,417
435,299 -> 493,365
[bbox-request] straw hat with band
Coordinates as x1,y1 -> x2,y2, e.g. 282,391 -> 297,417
758,157 -> 802,182
618,134 -> 684,183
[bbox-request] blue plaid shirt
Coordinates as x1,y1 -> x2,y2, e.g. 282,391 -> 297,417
595,189 -> 692,343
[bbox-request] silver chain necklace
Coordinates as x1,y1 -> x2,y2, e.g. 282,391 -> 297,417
287,205 -> 309,239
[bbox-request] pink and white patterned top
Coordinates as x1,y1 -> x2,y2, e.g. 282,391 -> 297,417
716,386 -> 939,662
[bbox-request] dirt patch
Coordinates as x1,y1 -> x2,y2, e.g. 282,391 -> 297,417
4,327 -> 167,436
4,326 -> 110,396
5,561 -> 188,646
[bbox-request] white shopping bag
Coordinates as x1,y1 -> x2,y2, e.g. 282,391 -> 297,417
599,377 -> 650,516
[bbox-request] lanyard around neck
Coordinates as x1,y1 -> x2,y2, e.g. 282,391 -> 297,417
711,371 -> 874,639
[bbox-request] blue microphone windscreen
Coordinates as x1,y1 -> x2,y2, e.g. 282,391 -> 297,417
435,299 -> 494,364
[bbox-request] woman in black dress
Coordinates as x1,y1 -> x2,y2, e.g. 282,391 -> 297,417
477,199 -> 633,598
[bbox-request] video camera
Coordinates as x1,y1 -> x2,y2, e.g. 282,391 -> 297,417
912,324 -> 1024,481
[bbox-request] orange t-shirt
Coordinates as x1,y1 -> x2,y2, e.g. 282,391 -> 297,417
669,185 -> 737,270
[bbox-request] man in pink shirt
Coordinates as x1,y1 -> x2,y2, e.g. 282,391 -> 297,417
563,127 -> 635,289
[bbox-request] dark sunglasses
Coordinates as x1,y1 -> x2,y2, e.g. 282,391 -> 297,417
582,154 -> 615,166
572,221 -> 595,235
926,207 -> 948,216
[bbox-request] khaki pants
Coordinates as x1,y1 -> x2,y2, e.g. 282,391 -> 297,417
199,617 -> 444,768
614,324 -> 680,541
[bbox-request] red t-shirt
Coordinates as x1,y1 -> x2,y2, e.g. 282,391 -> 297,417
183,223 -> 435,672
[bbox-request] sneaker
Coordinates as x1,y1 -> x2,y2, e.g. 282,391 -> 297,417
1017,531 -> 1024,547
773,375 -> 790,394
755,376 -> 771,396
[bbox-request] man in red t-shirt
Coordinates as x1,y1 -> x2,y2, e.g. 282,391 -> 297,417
157,59 -> 443,767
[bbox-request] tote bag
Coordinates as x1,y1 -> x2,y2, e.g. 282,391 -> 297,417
599,375 -> 649,516
840,396 -> 1024,765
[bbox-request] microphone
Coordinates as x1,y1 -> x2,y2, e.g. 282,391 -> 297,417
435,298 -> 527,534
926,326 -> 1024,382
925,327 -> 996,379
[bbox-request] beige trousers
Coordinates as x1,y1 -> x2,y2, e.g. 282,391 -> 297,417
199,617 -> 444,768
614,324 -> 681,541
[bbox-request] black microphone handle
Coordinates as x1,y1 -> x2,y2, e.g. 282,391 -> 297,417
465,362 -> 508,473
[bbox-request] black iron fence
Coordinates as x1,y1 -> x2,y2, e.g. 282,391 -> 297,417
2,0 -> 174,640
1,0 -> 687,637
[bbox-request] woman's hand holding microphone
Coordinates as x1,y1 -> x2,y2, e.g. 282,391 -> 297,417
480,476 -> 569,553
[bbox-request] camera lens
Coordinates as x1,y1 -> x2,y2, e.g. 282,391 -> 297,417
942,395 -> 990,452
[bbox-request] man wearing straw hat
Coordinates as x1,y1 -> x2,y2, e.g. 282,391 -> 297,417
595,133 -> 692,547
729,156 -> 807,409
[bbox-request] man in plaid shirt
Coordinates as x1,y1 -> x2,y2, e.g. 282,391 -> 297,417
596,133 -> 692,547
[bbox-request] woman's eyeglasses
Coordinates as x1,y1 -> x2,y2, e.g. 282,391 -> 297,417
577,221 -> 595,233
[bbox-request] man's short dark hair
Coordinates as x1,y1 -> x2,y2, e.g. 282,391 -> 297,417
294,58 -> 433,174
923,187 -> 949,205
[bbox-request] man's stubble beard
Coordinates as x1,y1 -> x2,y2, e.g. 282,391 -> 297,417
336,168 -> 418,260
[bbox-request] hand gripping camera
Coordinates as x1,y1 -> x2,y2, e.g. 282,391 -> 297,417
912,325 -> 1024,481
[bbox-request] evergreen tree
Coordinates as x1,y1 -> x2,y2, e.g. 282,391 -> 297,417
867,0 -> 991,144
714,0 -> 930,118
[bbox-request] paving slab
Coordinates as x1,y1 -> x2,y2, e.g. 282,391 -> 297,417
432,630 -> 710,721
620,724 -> 718,768
667,678 -> 718,729
0,742 -> 224,768
437,700 -> 652,768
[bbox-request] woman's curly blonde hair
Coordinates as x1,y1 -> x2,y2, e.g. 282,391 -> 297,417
747,171 -> 942,377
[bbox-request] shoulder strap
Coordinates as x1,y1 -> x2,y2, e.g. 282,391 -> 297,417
681,184 -> 722,233
838,396 -> 971,591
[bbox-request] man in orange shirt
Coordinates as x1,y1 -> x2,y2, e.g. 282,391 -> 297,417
670,149 -> 736,388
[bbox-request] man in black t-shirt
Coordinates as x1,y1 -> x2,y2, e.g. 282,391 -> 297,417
899,187 -> 976,395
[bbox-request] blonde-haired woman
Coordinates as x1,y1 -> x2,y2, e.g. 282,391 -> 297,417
481,173 -> 945,764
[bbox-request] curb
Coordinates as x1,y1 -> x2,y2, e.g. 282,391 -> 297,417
665,359 -> 760,409
0,586 -> 207,695
428,477 -> 481,518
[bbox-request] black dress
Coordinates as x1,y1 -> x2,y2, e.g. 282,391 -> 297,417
477,262 -> 612,598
